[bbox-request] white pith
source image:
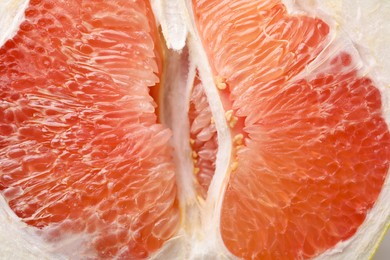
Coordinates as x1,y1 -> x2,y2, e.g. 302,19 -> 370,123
0,0 -> 29,48
0,0 -> 389,259
151,0 -> 235,258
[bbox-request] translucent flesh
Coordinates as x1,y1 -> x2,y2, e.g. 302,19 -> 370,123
188,73 -> 218,198
0,0 -> 179,258
192,0 -> 390,258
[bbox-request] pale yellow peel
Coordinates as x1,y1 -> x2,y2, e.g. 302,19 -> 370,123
370,222 -> 390,260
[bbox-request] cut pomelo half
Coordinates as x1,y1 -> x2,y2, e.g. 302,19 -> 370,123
0,0 -> 390,259
0,0 -> 179,258
191,0 -> 389,258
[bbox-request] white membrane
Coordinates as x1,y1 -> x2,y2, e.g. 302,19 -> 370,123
0,196 -> 59,259
151,0 -> 188,50
153,0 -> 236,257
0,0 -> 29,47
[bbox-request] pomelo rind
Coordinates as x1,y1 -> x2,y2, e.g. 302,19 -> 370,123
370,224 -> 389,260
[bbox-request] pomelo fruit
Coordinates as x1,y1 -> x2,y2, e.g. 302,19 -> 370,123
0,0 -> 389,259
0,0 -> 179,258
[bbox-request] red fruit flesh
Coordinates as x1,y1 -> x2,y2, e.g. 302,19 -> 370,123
0,0 -> 179,258
192,0 -> 390,258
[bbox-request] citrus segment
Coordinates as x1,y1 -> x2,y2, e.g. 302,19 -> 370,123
0,0 -> 179,258
192,0 -> 390,258
189,73 -> 218,198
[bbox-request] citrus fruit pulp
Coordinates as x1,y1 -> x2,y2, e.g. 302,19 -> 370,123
0,0 -> 389,259
188,72 -> 218,198
0,0 -> 179,258
191,0 -> 389,258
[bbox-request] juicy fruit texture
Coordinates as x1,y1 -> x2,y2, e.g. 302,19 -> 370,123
192,0 -> 390,259
0,0 -> 179,258
1,0 -> 390,259
189,74 -> 218,198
